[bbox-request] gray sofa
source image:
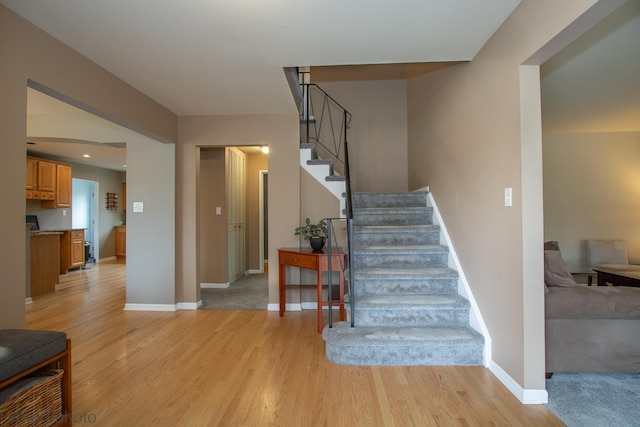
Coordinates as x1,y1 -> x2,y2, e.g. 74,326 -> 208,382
543,242 -> 640,373
545,285 -> 640,373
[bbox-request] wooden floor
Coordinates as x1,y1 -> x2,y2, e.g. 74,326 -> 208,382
26,260 -> 563,426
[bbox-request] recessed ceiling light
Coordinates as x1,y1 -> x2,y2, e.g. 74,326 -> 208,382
82,154 -> 91,158
122,164 -> 127,168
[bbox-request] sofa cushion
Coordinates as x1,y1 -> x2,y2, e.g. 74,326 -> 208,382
544,250 -> 579,288
544,241 -> 560,251
0,329 -> 67,383
545,286 -> 640,319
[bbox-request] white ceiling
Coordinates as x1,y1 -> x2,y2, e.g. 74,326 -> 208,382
2,0 -> 521,115
9,1 -> 639,171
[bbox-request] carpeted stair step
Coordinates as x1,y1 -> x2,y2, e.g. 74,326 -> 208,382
353,192 -> 428,209
300,142 -> 317,157
352,245 -> 448,269
354,206 -> 433,226
353,224 -> 440,246
352,267 -> 458,296
307,158 -> 334,175
323,322 -> 484,366
353,294 -> 471,327
325,190 -> 484,368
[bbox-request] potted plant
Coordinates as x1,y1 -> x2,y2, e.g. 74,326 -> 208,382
294,218 -> 328,251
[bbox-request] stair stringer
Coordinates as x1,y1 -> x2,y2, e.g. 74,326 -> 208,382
300,145 -> 346,218
422,187 -> 492,367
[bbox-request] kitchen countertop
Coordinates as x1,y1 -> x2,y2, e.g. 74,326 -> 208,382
30,231 -> 64,236
28,228 -> 84,236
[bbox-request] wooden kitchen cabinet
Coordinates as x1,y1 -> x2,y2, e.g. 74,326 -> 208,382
30,232 -> 62,297
26,157 -> 37,191
115,226 -> 126,257
37,159 -> 56,192
26,157 -> 55,201
60,229 -> 85,274
42,163 -> 72,208
27,157 -> 71,206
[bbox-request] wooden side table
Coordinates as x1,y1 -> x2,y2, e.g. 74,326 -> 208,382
278,247 -> 346,333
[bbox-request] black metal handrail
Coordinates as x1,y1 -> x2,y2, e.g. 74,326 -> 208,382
297,69 -> 355,329
324,218 -> 351,329
302,84 -> 353,180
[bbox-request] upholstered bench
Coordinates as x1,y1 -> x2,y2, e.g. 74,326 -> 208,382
0,330 -> 72,426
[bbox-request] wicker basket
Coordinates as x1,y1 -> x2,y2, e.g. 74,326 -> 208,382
0,369 -> 63,427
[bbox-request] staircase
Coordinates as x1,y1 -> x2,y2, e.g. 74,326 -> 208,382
322,191 -> 484,366
299,143 -> 346,217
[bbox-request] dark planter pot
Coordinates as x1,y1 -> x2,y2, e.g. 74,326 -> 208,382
309,237 -> 326,251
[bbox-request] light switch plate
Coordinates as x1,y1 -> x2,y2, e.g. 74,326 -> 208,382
504,188 -> 512,207
133,202 -> 144,213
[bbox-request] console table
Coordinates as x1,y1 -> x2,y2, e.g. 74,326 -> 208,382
278,247 -> 346,333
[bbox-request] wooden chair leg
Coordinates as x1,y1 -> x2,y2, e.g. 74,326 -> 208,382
59,339 -> 72,426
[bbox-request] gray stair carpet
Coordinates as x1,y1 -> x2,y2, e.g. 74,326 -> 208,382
323,191 -> 484,366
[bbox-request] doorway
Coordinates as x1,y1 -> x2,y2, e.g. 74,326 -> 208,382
72,178 -> 98,262
198,146 -> 269,307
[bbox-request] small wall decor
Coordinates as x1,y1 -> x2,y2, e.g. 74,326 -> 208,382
106,192 -> 118,210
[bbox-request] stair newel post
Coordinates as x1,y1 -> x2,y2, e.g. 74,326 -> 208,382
305,84 -> 311,145
327,218 -> 333,329
348,217 -> 354,327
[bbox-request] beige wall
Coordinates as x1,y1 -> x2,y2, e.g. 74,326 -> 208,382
199,148 -> 227,283
177,115 -> 299,306
0,5 -> 177,327
126,137 -> 176,306
313,80 -> 409,192
543,131 -> 640,265
406,0 -> 616,392
297,169 -> 343,303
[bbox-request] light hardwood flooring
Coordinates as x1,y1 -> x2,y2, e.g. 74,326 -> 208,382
26,260 -> 563,426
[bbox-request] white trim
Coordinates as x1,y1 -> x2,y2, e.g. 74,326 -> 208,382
301,301 -> 317,310
176,301 -> 202,310
98,256 -> 117,263
421,188 -> 492,367
201,282 -> 230,289
489,361 -> 548,404
124,303 -> 177,312
267,302 -> 303,312
247,269 -> 263,274
258,169 -> 268,274
25,297 -> 33,305
300,146 -> 346,218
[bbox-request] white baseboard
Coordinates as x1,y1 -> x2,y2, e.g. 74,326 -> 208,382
267,303 -> 303,312
124,303 -> 177,312
268,302 -> 337,312
176,301 -> 202,310
25,297 -> 33,305
489,361 -> 548,404
201,282 -> 230,289
247,269 -> 264,274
